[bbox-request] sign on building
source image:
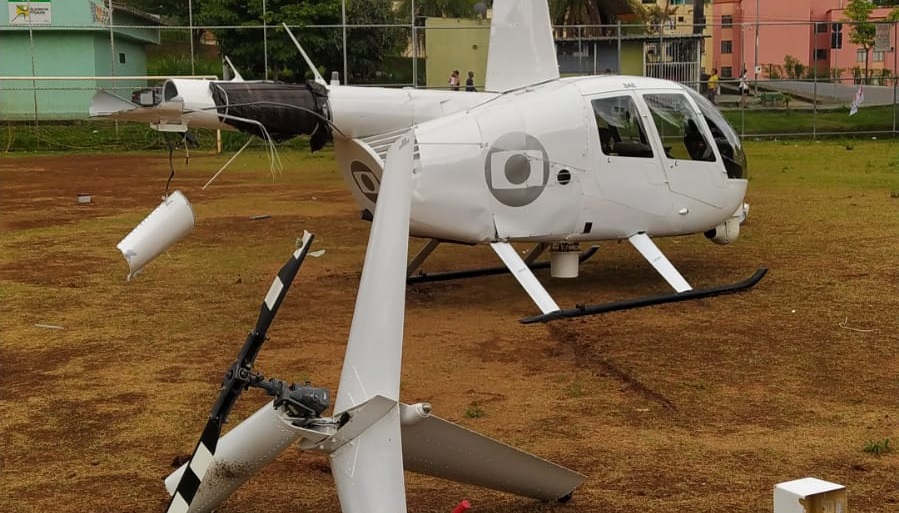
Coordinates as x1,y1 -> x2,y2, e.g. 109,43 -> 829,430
874,23 -> 891,52
8,0 -> 52,25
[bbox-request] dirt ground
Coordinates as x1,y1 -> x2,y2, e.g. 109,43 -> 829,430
1,149 -> 897,513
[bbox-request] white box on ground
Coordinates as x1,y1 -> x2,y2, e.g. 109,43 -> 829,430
774,477 -> 847,513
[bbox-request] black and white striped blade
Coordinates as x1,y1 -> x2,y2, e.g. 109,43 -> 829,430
165,231 -> 315,513
244,230 -> 315,363
165,419 -> 220,513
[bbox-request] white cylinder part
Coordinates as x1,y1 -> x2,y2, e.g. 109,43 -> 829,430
550,251 -> 580,278
116,190 -> 194,280
400,402 -> 432,426
165,402 -> 303,513
163,79 -> 215,109
707,216 -> 741,246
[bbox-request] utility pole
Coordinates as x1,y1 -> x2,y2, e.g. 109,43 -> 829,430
342,0 -> 348,85
754,0 -> 760,93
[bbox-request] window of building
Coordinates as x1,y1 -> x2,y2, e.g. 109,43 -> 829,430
815,49 -> 828,60
642,0 -> 655,4
857,48 -> 867,62
722,15 -> 733,28
592,96 -> 654,159
874,50 -> 885,62
721,40 -> 733,54
119,53 -> 126,64
670,0 -> 686,5
721,66 -> 733,78
815,23 -> 828,33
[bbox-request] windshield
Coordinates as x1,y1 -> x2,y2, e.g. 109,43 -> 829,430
681,85 -> 748,179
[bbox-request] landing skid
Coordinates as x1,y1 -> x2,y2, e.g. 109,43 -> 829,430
520,267 -> 768,324
406,245 -> 599,285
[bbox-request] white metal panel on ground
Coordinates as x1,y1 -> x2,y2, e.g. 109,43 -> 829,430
331,404 -> 406,513
164,402 -> 303,513
400,406 -> 585,501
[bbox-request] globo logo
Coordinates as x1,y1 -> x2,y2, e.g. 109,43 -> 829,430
350,160 -> 381,204
484,132 -> 549,207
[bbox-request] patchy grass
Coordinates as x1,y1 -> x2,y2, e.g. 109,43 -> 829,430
1,140 -> 898,513
863,438 -> 893,457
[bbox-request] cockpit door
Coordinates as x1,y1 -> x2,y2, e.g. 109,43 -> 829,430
641,92 -> 727,208
588,92 -> 672,217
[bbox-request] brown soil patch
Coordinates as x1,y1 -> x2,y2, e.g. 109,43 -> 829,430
1,150 -> 897,513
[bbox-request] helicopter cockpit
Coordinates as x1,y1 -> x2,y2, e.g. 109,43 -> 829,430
680,84 -> 748,180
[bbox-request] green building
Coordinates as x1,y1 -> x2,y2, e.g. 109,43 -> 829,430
0,1 -> 161,119
424,17 -> 490,90
423,16 -> 703,89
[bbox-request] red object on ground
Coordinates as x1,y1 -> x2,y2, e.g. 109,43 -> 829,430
451,499 -> 471,513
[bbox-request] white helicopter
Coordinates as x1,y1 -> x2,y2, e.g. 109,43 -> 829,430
91,1 -> 765,322
161,133 -> 584,513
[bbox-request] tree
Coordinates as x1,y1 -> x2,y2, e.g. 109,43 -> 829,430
197,0 -> 406,82
845,0 -> 876,84
396,0 -> 477,19
549,0 -> 602,37
642,1 -> 678,35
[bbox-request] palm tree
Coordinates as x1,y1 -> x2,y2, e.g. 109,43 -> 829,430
397,0 -> 477,19
549,0 -> 602,37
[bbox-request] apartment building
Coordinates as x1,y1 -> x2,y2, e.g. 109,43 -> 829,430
710,0 -> 897,82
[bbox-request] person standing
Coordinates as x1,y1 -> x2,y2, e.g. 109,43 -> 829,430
738,68 -> 749,108
707,68 -> 720,105
465,71 -> 476,91
449,70 -> 460,91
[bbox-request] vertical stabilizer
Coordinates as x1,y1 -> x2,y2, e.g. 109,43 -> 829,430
485,1 -> 559,93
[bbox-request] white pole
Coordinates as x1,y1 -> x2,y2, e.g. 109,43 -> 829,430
754,0 -> 759,93
27,0 -> 39,127
893,20 -> 897,133
108,0 -> 116,79
342,0 -> 348,85
411,0 -> 416,88
263,0 -> 268,80
189,0 -> 195,75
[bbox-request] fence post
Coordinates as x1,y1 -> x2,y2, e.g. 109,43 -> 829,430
893,20 -> 897,135
813,22 -> 818,140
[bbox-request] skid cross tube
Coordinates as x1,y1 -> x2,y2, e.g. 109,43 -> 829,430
521,267 -> 768,324
406,246 -> 599,285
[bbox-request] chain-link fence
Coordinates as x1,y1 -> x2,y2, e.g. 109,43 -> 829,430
2,17 -> 897,152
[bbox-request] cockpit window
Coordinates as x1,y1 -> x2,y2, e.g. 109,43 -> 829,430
643,93 -> 716,163
681,84 -> 748,179
592,96 -> 653,158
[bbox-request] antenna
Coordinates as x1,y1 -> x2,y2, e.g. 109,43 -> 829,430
281,22 -> 326,86
223,56 -> 244,81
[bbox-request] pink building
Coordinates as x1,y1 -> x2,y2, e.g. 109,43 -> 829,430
710,0 -> 897,83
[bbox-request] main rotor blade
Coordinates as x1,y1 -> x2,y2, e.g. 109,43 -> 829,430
165,232 -> 315,513
334,133 -> 414,414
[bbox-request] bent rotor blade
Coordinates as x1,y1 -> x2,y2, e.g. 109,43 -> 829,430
330,134 -> 413,512
165,231 -> 315,513
334,133 -> 414,414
